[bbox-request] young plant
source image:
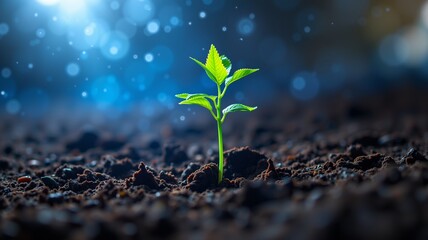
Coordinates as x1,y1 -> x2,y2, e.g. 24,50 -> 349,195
176,44 -> 259,183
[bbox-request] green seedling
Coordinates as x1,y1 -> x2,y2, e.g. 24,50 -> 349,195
176,44 -> 259,183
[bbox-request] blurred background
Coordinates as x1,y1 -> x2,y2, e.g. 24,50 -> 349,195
0,0 -> 428,121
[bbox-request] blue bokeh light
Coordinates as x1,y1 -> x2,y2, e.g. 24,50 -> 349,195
0,76 -> 16,97
1,68 -> 12,79
123,0 -> 154,26
146,20 -> 160,34
237,18 -> 254,35
290,72 -> 320,101
99,31 -> 130,60
66,63 -> 80,77
0,23 -> 10,36
5,99 -> 20,114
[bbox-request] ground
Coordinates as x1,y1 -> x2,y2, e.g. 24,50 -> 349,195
0,87 -> 427,240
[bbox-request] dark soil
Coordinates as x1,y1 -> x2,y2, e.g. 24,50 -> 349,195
1,88 -> 428,240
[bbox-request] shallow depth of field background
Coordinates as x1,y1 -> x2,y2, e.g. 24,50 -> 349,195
0,0 -> 428,122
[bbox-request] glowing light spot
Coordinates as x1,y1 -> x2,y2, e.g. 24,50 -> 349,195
133,54 -> 138,59
66,63 -> 80,76
180,115 -> 185,121
237,18 -> 254,35
28,63 -> 34,69
292,77 -> 306,90
290,72 -> 319,101
199,11 -> 206,18
0,23 -> 10,36
147,21 -> 160,34
164,25 -> 172,33
36,0 -> 60,6
84,23 -> 96,36
1,91 -> 5,96
110,46 -> 119,55
59,0 -> 87,16
1,68 -> 12,78
144,53 -> 154,62
81,91 -> 88,97
123,0 -> 154,26
170,16 -> 179,26
99,31 -> 130,60
222,26 -> 227,32
6,100 -> 21,114
36,28 -> 46,38
304,26 -> 311,33
80,51 -> 88,60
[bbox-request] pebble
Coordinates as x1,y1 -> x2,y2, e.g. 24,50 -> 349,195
41,176 -> 59,189
17,176 -> 32,183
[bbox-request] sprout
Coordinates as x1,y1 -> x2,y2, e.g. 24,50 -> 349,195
176,44 -> 259,183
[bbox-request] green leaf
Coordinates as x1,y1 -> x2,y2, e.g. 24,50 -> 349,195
175,93 -> 216,101
222,103 -> 257,115
221,55 -> 232,75
175,93 -> 190,99
190,57 -> 217,83
179,96 -> 213,112
225,68 -> 259,87
205,44 -> 228,85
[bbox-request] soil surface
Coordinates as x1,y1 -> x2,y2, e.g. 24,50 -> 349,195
1,88 -> 428,240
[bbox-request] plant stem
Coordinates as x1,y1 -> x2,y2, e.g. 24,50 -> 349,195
216,114 -> 224,183
216,85 -> 224,183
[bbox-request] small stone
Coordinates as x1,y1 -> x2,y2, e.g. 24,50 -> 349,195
41,176 -> 60,189
18,176 -> 32,183
181,163 -> 201,181
402,148 -> 428,165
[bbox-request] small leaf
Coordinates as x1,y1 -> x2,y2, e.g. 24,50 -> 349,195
186,93 -> 217,101
205,44 -> 228,85
226,68 -> 259,87
175,93 -> 190,99
175,93 -> 216,101
190,57 -> 217,83
179,96 -> 213,111
221,55 -> 232,75
222,103 -> 257,115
